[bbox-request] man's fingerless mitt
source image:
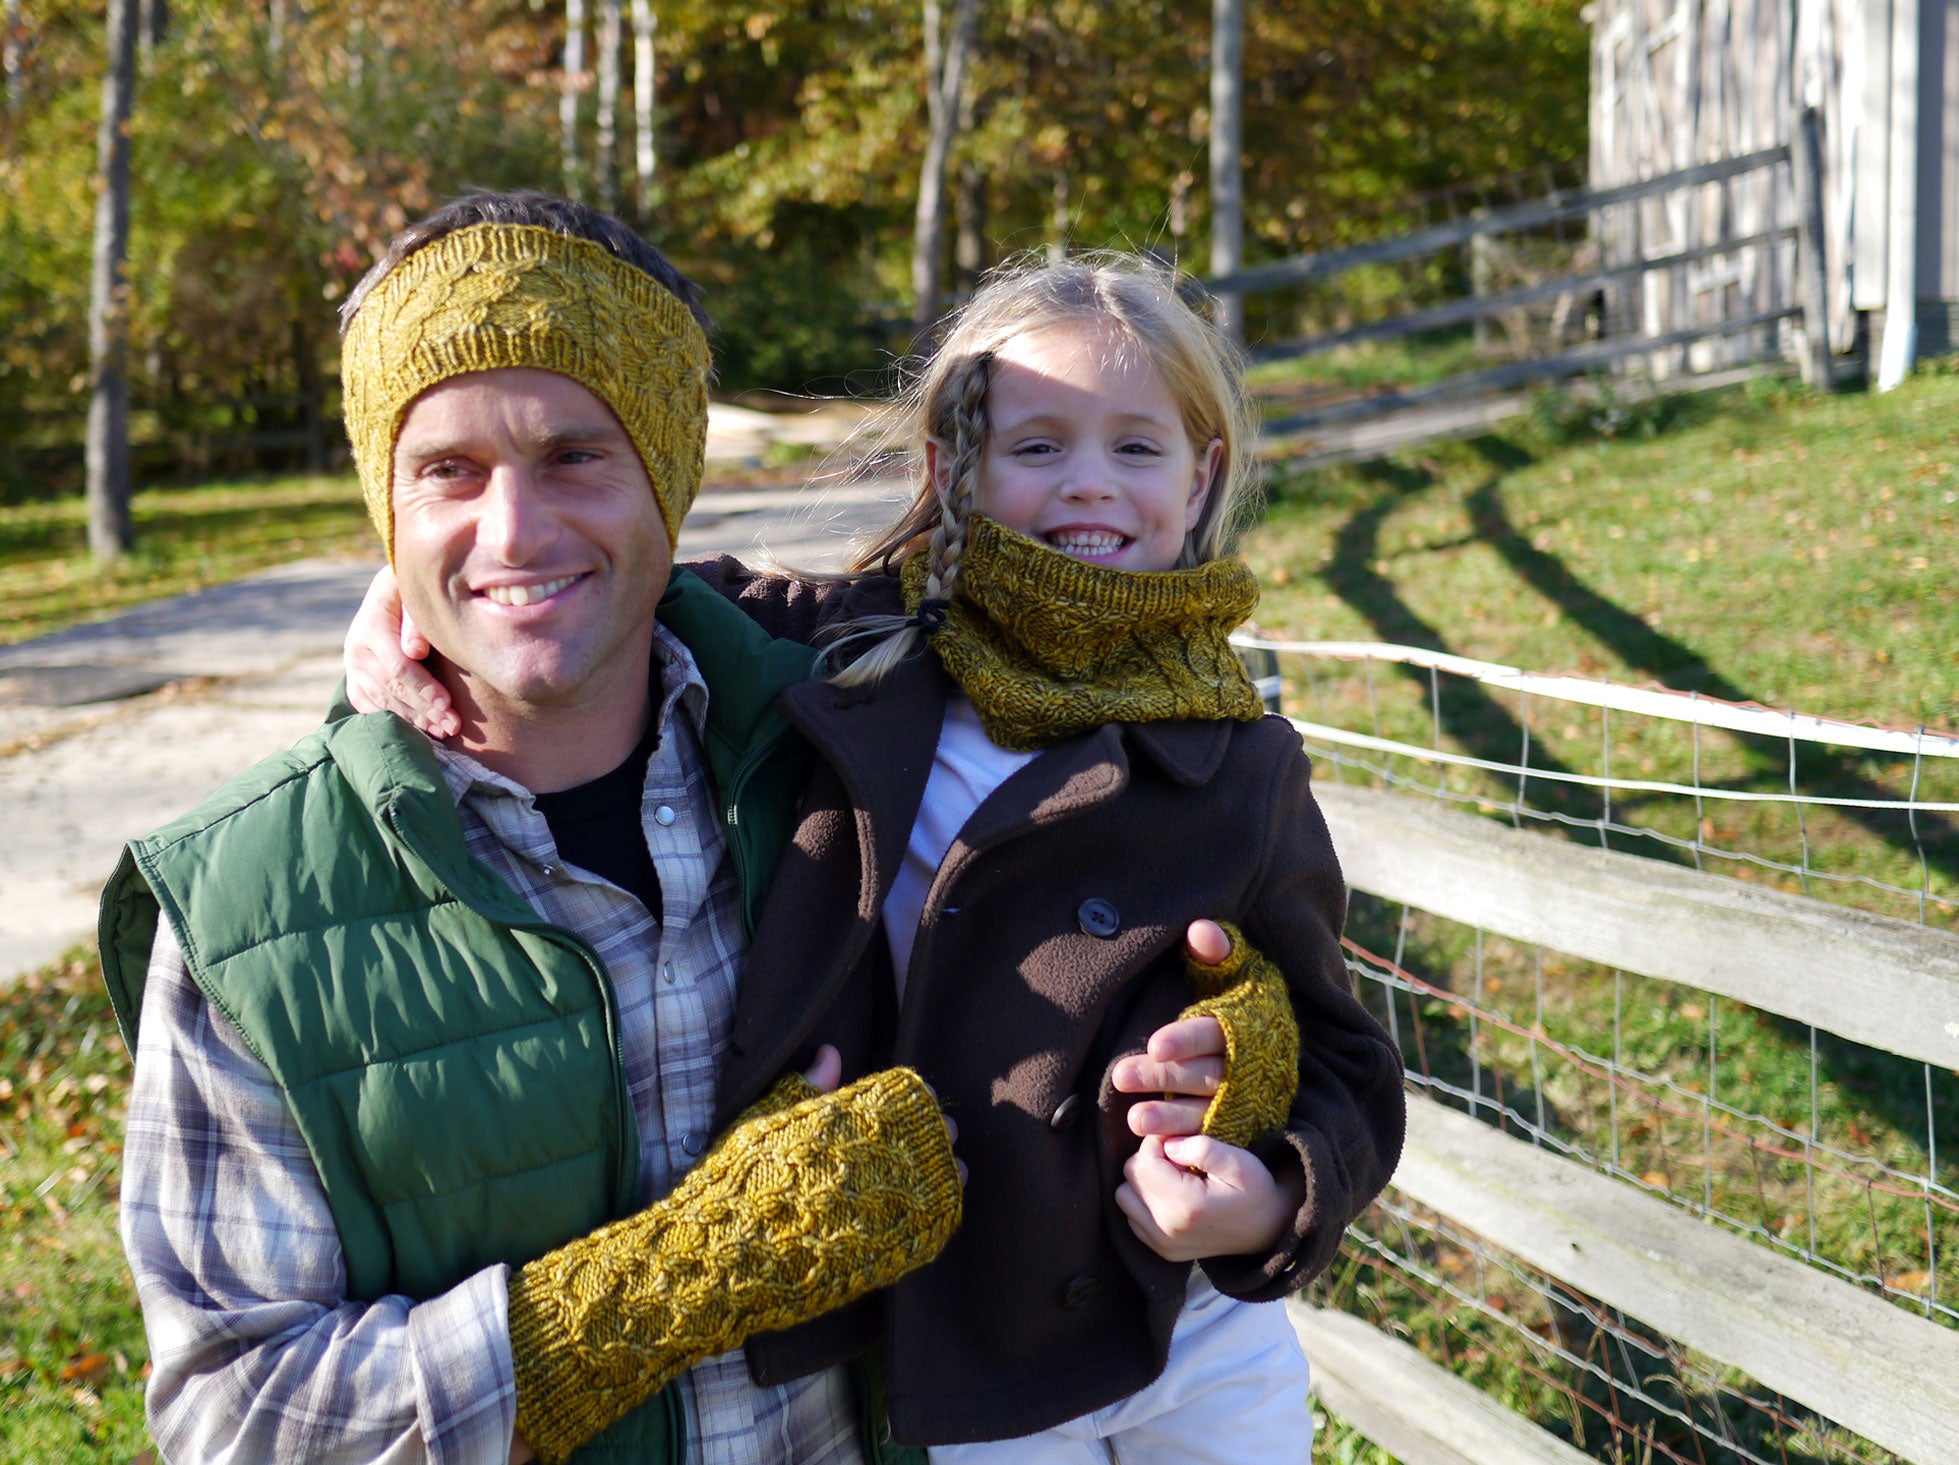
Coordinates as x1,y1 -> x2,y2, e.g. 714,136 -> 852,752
508,1067 -> 961,1463
1181,923 -> 1301,1149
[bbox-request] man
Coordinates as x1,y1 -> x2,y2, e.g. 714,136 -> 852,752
97,192 -> 963,1465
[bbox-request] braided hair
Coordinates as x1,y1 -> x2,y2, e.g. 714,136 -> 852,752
824,353 -> 991,689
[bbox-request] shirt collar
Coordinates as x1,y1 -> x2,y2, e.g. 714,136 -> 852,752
430,621 -> 710,804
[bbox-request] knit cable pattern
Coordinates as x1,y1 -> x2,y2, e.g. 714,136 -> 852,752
507,1067 -> 961,1463
902,515 -> 1265,751
1181,923 -> 1302,1150
340,223 -> 711,558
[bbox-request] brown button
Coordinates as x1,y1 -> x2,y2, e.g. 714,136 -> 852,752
1048,1094 -> 1082,1130
1061,1274 -> 1101,1310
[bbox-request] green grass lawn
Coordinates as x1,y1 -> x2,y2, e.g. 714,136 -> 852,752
0,474 -> 373,646
1240,371 -> 1959,1463
1242,370 -> 1959,927
0,952 -> 149,1464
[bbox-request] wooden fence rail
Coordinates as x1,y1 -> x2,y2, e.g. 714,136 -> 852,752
1202,144 -> 1789,297
1249,227 -> 1797,362
1263,308 -> 1797,439
1290,778 -> 1959,1462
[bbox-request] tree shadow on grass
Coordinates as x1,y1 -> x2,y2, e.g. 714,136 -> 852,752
1324,437 -> 1957,1222
1461,435 -> 1959,892
1321,455 -> 1610,837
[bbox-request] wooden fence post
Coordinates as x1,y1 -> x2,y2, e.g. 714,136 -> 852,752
1794,105 -> 1835,388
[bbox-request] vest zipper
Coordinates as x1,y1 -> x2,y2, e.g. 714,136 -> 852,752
722,711 -> 791,934
383,806 -> 640,1212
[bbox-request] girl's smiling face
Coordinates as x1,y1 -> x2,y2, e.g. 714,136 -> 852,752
933,324 -> 1222,573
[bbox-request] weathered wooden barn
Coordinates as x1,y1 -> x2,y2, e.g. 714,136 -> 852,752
1590,0 -> 1959,383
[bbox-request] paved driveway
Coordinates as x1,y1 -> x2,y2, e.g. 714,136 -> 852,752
0,478 -> 907,984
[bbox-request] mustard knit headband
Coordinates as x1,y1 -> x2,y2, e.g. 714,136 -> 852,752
340,223 -> 711,558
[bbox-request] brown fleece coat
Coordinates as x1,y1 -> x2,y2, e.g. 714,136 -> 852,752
696,560 -> 1406,1447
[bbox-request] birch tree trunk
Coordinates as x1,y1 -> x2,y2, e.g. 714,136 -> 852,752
269,0 -> 286,64
1209,0 -> 1244,342
139,0 -> 167,58
87,0 -> 139,561
561,0 -> 586,200
594,0 -> 620,213
953,86 -> 985,294
910,0 -> 978,347
631,0 -> 655,215
3,0 -> 20,116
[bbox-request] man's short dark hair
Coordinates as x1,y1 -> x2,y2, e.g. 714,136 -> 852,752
339,191 -> 710,335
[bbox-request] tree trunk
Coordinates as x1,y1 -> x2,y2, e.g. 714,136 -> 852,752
952,86 -> 985,294
954,159 -> 986,295
139,0 -> 167,58
561,0 -> 586,200
631,0 -> 655,216
268,0 -> 285,63
594,0 -> 620,213
1209,0 -> 1244,342
910,0 -> 978,349
87,0 -> 139,561
5,0 -> 24,113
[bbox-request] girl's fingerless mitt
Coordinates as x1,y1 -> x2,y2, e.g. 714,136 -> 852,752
1180,923 -> 1301,1149
508,1067 -> 961,1463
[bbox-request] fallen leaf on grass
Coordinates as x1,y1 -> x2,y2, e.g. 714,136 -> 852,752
0,1358 -> 30,1380
60,1351 -> 110,1386
1887,1270 -> 1931,1294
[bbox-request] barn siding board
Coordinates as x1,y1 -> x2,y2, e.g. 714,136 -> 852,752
1595,0 -> 1959,356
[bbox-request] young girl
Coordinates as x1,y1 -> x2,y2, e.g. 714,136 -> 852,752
347,254 -> 1405,1462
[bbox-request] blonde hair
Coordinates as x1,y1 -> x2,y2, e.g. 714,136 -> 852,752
828,252 -> 1260,688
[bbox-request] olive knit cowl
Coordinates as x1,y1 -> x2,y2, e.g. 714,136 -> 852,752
901,515 -> 1265,751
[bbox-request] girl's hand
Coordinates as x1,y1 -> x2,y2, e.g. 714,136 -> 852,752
1114,1135 -> 1303,1262
1110,919 -> 1233,1137
344,566 -> 458,737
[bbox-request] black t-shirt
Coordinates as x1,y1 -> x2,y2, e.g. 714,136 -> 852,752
533,717 -> 663,918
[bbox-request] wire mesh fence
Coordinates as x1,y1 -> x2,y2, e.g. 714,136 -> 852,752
1319,1192 -> 1906,1465
1241,638 -> 1959,928
1243,638 -> 1959,1463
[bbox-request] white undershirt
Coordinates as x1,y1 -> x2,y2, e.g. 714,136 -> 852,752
882,695 -> 1037,992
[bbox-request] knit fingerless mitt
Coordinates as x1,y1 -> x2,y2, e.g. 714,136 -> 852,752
508,1068 -> 962,1463
1181,924 -> 1301,1149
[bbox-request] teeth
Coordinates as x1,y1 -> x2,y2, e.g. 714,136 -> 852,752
1047,531 -> 1127,558
483,575 -> 578,607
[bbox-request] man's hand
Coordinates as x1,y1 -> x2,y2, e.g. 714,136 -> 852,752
344,565 -> 459,738
508,1063 -> 962,1463
1114,1134 -> 1304,1263
1110,920 -> 1233,1138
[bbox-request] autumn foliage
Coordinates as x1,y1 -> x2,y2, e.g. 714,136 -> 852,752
0,0 -> 1587,495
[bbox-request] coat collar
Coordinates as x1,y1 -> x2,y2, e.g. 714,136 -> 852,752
1122,716 -> 1238,788
780,648 -> 948,906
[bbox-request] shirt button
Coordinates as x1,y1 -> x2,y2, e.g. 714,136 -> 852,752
1060,1274 -> 1101,1310
1048,1094 -> 1082,1130
680,1131 -> 704,1157
654,805 -> 677,826
541,864 -> 559,878
661,962 -> 677,985
1077,898 -> 1120,939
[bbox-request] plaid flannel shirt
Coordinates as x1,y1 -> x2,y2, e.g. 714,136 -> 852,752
119,624 -> 864,1465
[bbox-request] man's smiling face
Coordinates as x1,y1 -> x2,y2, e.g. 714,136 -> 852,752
390,367 -> 670,719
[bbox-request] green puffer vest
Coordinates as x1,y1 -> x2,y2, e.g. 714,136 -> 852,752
98,569 -> 918,1465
